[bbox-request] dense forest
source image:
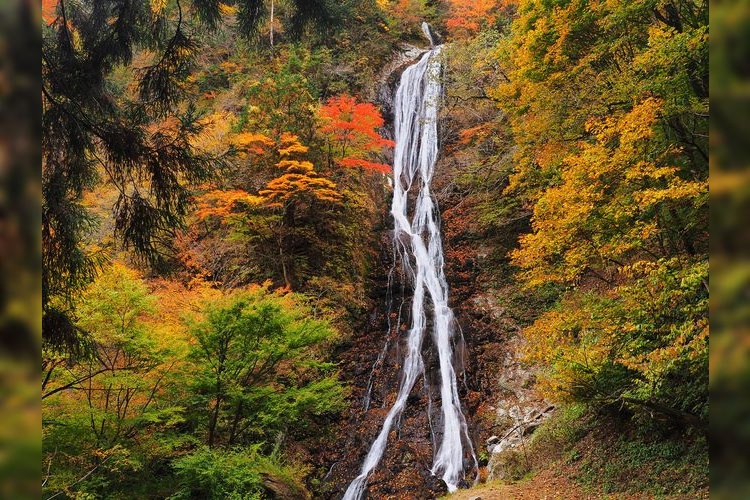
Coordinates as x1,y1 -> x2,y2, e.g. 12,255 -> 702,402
42,0 -> 708,498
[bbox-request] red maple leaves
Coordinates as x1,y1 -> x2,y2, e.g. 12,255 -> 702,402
319,95 -> 394,174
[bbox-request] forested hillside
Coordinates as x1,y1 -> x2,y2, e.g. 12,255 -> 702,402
42,0 -> 708,498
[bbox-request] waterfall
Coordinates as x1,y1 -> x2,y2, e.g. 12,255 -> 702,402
343,38 -> 476,500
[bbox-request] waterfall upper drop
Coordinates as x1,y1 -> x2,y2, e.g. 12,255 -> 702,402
342,41 -> 476,500
421,21 -> 437,47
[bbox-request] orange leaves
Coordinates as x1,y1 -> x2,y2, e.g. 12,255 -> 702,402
42,0 -> 58,24
258,133 -> 342,207
195,133 -> 340,223
320,95 -> 387,145
383,0 -> 430,30
457,124 -> 492,145
276,160 -> 315,173
260,174 -> 341,207
319,94 -> 393,174
338,158 -> 392,175
232,132 -> 274,155
195,189 -> 262,220
277,132 -> 310,156
445,0 -> 500,36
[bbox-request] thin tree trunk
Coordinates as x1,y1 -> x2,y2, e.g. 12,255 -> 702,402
208,395 -> 221,447
279,237 -> 291,289
228,401 -> 244,445
270,0 -> 274,49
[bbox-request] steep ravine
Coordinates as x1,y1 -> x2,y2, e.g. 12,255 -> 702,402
316,39 -> 540,498
317,43 -> 440,499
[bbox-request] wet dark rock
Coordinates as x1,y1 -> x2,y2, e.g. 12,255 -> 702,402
425,474 -> 449,495
375,44 -> 426,135
314,39 -> 515,499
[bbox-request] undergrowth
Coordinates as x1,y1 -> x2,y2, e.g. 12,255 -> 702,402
519,404 -> 709,497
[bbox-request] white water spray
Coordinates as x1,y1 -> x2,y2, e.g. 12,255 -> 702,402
343,33 -> 475,500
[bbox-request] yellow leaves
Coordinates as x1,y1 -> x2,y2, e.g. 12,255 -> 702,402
277,133 -> 310,156
231,131 -> 274,155
619,319 -> 708,379
258,134 -> 342,207
634,23 -> 707,77
149,277 -> 220,352
512,97 -> 706,287
534,140 -> 567,171
278,143 -> 310,156
259,174 -> 341,207
276,160 -> 314,173
624,162 -> 675,181
585,97 -> 660,146
618,259 -> 660,279
190,111 -> 235,153
219,60 -> 240,75
218,2 -> 237,15
635,180 -> 707,207
495,0 -> 708,418
149,0 -> 167,15
522,295 -> 619,401
233,132 -> 273,147
617,97 -> 660,145
195,189 -> 262,220
194,131 -> 341,224
523,259 -> 708,405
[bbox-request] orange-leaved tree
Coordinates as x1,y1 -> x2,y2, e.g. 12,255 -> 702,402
319,95 -> 393,174
190,130 -> 277,222
189,132 -> 341,289
258,133 -> 342,288
259,132 -> 342,208
445,0 -> 506,37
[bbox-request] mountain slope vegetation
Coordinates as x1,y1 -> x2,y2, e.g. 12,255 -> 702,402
42,0 -> 708,497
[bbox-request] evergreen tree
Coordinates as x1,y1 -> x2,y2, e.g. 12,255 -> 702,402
42,0 -> 227,357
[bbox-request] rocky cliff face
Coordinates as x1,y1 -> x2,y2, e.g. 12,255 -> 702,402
313,42 -> 550,498
433,151 -> 553,484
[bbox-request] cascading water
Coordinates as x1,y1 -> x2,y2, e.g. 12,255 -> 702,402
343,25 -> 476,500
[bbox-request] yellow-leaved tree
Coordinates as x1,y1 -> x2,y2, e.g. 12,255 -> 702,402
513,98 -> 707,424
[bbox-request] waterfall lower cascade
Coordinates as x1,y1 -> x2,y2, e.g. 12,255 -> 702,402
343,27 -> 476,500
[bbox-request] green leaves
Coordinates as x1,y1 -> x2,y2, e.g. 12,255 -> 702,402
43,269 -> 343,498
187,285 -> 345,446
171,446 -> 307,500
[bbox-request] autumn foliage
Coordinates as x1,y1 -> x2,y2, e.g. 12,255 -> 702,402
445,0 -> 501,36
41,2 -> 397,498
259,133 -> 342,207
511,98 -> 707,287
42,0 -> 57,24
319,94 -> 393,174
491,0 -> 708,423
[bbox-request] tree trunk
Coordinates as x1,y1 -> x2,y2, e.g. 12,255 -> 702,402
270,0 -> 274,49
208,395 -> 222,447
